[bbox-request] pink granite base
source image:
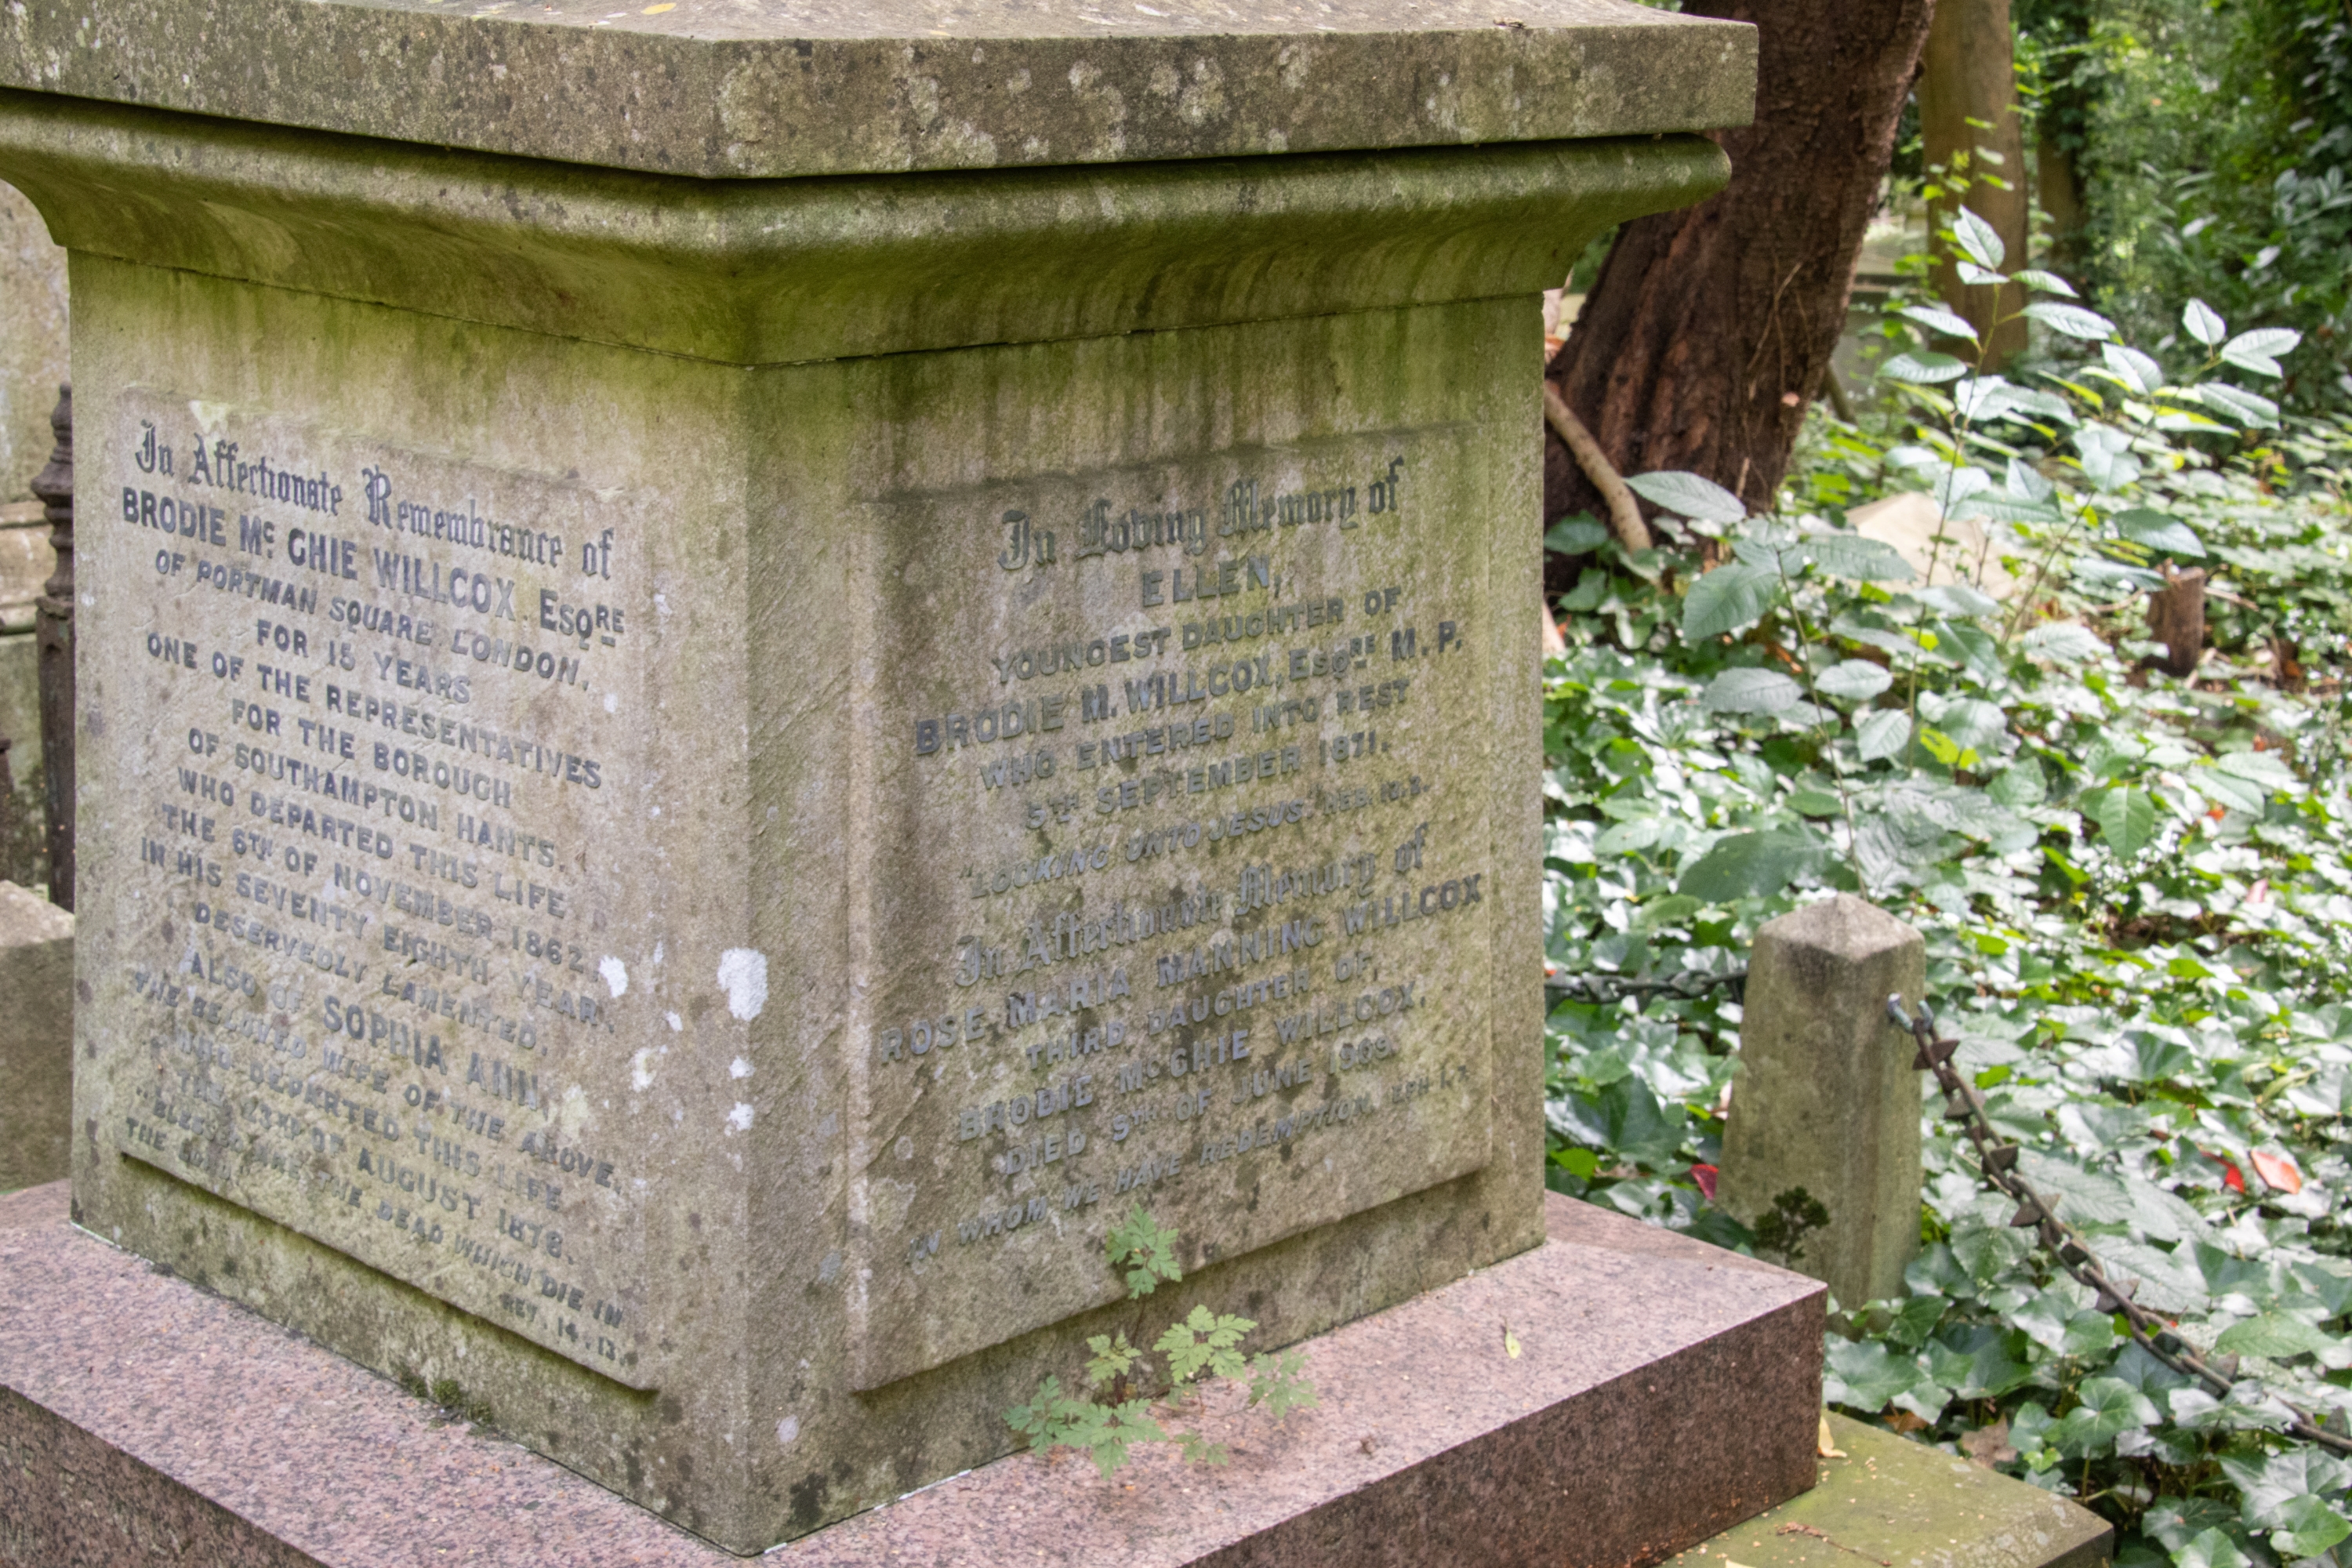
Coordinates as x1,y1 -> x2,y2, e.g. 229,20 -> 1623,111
0,1181 -> 1824,1566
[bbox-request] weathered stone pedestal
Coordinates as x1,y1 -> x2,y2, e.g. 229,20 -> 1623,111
0,0 -> 1759,1553
0,880 -> 71,1189
0,1181 -> 1821,1566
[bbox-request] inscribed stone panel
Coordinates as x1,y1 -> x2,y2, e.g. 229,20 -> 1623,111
848,427 -> 1498,1388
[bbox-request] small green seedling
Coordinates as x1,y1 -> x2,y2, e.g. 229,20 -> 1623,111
1004,1208 -> 1316,1477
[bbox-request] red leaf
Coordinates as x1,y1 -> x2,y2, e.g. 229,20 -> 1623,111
2207,1149 -> 2247,1193
2251,1151 -> 2303,1195
1691,1163 -> 1719,1200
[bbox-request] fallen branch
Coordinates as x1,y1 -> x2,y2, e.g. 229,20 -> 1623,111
1542,382 -> 1650,553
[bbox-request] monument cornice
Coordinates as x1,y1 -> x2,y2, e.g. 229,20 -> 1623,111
0,0 -> 1753,180
0,89 -> 1727,361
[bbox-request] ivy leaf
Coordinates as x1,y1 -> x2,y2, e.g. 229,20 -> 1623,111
1951,207 -> 2006,270
2017,1149 -> 2136,1226
1901,303 -> 1980,343
2088,786 -> 2158,857
1816,660 -> 1893,702
2025,301 -> 2118,340
1923,1324 -> 2034,1399
2269,1497 -> 2352,1560
1702,668 -> 1802,715
1824,1337 -> 1930,1413
2220,326 -> 2300,378
2147,1498 -> 2241,1553
2114,508 -> 2206,558
1677,829 -> 1823,902
2220,1450 -> 2352,1531
1682,562 -> 1778,640
2181,298 -> 2228,346
1880,352 -> 1969,384
1856,710 -> 1913,763
2049,1375 -> 2161,1457
2176,1526 -> 2252,1568
1625,469 -> 1746,523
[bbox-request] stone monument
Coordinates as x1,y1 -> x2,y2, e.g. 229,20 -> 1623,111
0,0 -> 1756,1552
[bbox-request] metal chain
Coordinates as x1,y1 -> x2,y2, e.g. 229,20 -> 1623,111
1888,996 -> 2352,1457
1547,967 -> 1748,1006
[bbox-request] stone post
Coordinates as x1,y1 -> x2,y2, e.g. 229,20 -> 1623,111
0,878 -> 71,1190
1718,895 -> 1925,1307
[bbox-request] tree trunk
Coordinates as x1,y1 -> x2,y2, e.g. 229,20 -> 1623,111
1543,0 -> 1936,577
2036,137 -> 2085,274
2019,0 -> 2097,279
1920,0 -> 2030,365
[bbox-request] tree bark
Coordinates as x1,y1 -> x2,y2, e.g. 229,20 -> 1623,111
1920,0 -> 2030,365
1543,0 -> 1937,585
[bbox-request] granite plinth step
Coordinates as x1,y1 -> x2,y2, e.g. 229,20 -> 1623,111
0,1183 -> 1822,1566
1663,1415 -> 2111,1568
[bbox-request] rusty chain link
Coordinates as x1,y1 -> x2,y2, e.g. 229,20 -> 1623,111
1888,994 -> 2352,1457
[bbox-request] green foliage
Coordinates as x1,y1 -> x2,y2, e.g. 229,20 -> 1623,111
1156,1305 -> 1254,1385
1247,1349 -> 1319,1419
2044,0 -> 2352,414
1107,1203 -> 1182,1298
1543,259 -> 2352,1563
1751,1188 -> 1831,1269
1005,1212 -> 1312,1479
1004,1377 -> 1180,1479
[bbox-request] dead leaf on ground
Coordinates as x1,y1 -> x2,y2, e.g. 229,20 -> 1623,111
1960,1421 -> 2018,1468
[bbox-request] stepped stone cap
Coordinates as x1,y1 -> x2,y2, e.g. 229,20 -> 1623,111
0,0 -> 1755,179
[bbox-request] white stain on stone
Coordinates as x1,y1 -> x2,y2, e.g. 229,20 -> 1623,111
603,691 -> 618,714
631,1048 -> 659,1091
727,1102 -> 756,1134
731,1056 -> 753,1079
717,948 -> 768,1020
666,1011 -> 683,1033
776,1416 -> 800,1446
599,956 -> 629,998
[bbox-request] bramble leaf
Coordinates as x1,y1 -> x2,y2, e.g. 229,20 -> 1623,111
1702,668 -> 1802,715
2025,301 -> 2117,340
1625,470 -> 1746,524
1952,207 -> 2005,270
1682,562 -> 1778,640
